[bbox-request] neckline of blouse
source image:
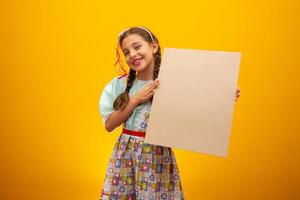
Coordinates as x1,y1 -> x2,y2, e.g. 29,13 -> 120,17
135,78 -> 152,83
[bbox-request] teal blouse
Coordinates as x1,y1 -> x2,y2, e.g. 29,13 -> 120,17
99,75 -> 153,132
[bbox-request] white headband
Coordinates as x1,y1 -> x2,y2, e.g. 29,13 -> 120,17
117,26 -> 154,44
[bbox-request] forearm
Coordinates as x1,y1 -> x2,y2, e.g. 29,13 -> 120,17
105,98 -> 139,132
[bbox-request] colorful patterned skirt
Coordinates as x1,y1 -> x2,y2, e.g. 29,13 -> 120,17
100,129 -> 185,200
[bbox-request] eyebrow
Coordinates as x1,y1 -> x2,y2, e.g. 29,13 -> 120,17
122,42 -> 141,52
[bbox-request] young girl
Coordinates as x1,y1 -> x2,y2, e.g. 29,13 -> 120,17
99,26 -> 240,200
99,26 -> 185,200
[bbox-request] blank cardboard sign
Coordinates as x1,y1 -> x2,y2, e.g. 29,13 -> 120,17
144,48 -> 241,157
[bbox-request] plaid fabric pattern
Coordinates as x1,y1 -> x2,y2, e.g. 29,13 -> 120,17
100,133 -> 184,200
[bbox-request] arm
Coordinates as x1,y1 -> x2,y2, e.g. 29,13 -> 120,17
104,79 -> 160,132
104,98 -> 139,132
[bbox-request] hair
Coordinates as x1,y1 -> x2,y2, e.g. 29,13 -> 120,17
113,27 -> 161,110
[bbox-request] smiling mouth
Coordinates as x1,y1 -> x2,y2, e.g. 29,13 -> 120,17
132,58 -> 142,66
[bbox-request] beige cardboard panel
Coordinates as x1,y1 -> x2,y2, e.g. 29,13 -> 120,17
144,48 -> 241,157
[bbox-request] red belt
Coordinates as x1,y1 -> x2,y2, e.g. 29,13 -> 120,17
122,128 -> 146,138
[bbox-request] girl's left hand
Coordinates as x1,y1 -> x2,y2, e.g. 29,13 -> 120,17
235,87 -> 240,101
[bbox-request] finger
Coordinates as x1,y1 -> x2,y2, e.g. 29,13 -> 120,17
145,90 -> 155,100
154,79 -> 159,87
151,88 -> 157,94
146,81 -> 159,92
144,82 -> 155,91
153,79 -> 159,87
145,85 -> 155,94
144,87 -> 155,97
149,88 -> 156,96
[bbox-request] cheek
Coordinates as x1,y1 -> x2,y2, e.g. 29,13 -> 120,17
124,57 -> 130,64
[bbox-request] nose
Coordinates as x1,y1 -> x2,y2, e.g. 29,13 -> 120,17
129,50 -> 137,58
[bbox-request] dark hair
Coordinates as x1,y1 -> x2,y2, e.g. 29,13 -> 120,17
113,27 -> 161,110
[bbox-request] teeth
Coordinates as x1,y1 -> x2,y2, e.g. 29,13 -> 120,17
133,58 -> 141,65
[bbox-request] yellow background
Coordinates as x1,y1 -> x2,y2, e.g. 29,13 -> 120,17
1,0 -> 299,199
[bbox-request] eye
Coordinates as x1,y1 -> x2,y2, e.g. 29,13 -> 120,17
134,45 -> 141,49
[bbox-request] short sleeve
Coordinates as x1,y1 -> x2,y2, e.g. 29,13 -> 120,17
98,76 -> 126,125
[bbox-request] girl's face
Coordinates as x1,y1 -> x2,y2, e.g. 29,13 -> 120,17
121,34 -> 158,74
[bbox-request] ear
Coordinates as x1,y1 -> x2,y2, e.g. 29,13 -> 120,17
152,42 -> 159,54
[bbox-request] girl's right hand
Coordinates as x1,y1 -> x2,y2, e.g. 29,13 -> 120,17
132,79 -> 160,105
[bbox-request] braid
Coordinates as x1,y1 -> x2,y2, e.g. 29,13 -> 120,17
125,69 -> 136,92
153,45 -> 161,80
113,69 -> 136,110
150,45 -> 162,102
